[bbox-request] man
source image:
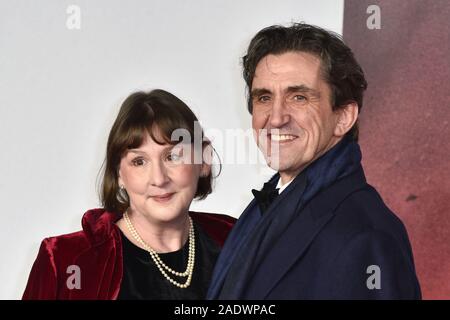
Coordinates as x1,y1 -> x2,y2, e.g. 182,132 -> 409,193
207,23 -> 421,299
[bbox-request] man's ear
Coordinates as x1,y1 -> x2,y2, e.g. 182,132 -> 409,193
334,102 -> 359,137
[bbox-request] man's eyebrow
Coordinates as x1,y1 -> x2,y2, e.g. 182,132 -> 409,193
251,88 -> 272,98
251,85 -> 322,99
286,85 -> 321,98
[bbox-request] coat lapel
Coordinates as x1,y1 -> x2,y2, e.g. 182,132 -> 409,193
207,199 -> 261,298
255,205 -> 334,299
246,166 -> 368,299
67,210 -> 123,299
66,232 -> 123,299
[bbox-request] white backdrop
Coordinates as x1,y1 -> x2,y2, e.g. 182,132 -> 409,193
0,0 -> 344,299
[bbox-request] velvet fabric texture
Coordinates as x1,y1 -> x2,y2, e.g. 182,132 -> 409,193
22,209 -> 235,300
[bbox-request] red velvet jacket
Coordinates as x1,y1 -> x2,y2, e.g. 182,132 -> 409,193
22,208 -> 235,300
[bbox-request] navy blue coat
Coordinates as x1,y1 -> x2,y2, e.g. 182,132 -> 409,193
208,166 -> 421,299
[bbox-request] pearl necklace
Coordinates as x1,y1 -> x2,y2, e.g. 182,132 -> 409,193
123,212 -> 195,289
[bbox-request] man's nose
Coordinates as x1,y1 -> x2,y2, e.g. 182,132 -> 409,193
150,160 -> 170,187
269,97 -> 290,128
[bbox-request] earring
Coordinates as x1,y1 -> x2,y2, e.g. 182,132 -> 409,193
119,185 -> 125,190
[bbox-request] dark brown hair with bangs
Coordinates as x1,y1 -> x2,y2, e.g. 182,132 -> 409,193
100,89 -> 213,214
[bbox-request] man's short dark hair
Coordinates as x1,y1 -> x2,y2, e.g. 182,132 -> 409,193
242,23 -> 368,141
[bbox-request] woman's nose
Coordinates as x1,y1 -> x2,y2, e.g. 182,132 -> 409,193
149,160 -> 170,187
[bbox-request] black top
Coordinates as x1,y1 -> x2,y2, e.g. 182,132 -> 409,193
117,223 -> 220,300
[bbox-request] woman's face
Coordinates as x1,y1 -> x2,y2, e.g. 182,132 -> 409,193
118,131 -> 209,224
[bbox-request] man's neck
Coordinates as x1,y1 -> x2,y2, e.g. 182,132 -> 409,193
276,175 -> 295,194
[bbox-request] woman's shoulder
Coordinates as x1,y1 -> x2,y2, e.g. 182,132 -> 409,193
189,212 -> 236,247
39,230 -> 89,250
23,208 -> 122,299
37,208 -> 121,257
190,211 -> 236,224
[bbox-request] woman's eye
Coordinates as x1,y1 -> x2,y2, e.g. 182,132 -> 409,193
131,158 -> 145,166
167,153 -> 182,162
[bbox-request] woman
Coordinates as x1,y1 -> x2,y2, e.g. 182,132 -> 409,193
23,89 -> 235,299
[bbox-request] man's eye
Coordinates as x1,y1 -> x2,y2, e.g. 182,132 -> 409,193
131,158 -> 145,166
293,95 -> 307,101
256,95 -> 271,103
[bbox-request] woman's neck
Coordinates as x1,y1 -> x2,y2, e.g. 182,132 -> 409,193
117,209 -> 190,253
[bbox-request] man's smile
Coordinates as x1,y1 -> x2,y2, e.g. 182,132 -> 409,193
269,133 -> 298,142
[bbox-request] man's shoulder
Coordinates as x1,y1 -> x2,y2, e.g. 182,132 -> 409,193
324,183 -> 409,244
339,184 -> 404,226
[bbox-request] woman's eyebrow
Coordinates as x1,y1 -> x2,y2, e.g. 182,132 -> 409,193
127,149 -> 147,155
127,145 -> 175,155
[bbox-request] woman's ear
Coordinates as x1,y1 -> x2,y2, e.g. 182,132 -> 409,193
118,167 -> 124,188
334,102 -> 359,137
200,143 -> 213,177
200,162 -> 211,178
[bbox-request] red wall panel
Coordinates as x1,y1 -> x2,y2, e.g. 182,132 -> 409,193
344,0 -> 450,299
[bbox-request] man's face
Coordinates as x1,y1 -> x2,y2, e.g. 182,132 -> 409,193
251,51 -> 342,183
